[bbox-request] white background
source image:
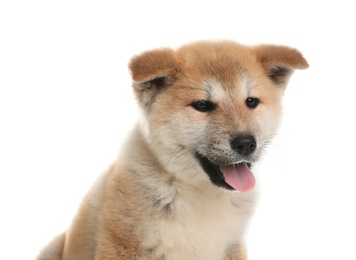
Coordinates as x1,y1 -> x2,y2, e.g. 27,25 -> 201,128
1,1 -> 355,259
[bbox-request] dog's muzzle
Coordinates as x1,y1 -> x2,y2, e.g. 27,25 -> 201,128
195,134 -> 257,192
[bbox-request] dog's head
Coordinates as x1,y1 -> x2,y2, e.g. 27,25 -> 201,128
129,41 -> 308,192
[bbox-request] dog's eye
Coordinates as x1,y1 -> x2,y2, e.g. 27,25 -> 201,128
191,99 -> 215,112
245,97 -> 260,109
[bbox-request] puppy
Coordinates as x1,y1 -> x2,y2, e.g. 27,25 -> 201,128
37,40 -> 308,260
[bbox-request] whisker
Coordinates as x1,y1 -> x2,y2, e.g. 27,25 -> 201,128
164,145 -> 185,167
261,148 -> 280,168
164,145 -> 199,175
260,133 -> 291,170
245,72 -> 266,86
205,184 -> 218,196
248,81 -> 271,92
179,153 -> 198,169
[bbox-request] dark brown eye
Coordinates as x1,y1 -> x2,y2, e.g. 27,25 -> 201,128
245,97 -> 260,109
191,99 -> 215,112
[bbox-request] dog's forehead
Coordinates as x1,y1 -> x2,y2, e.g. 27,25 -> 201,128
176,42 -> 263,92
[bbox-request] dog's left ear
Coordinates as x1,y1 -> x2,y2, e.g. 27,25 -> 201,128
129,48 -> 180,107
254,45 -> 309,88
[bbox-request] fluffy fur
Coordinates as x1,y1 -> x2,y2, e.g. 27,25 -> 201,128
37,40 -> 308,260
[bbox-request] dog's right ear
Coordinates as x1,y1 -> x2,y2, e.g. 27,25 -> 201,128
129,48 -> 179,107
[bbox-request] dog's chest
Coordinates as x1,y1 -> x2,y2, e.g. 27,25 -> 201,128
142,191 -> 252,259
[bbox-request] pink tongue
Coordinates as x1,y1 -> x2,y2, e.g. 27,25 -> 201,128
220,163 -> 255,192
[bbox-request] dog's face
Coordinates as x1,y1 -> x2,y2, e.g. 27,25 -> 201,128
130,41 -> 308,192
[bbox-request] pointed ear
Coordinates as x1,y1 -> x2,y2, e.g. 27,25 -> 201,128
254,45 -> 309,88
129,49 -> 179,107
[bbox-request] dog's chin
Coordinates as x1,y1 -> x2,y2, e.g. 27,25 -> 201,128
195,153 -> 253,191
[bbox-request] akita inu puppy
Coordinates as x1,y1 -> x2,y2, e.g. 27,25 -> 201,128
38,40 -> 308,260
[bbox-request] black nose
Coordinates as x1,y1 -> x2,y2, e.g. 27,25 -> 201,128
231,135 -> 257,156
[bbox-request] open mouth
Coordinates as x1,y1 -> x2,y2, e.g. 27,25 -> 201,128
195,153 -> 256,192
